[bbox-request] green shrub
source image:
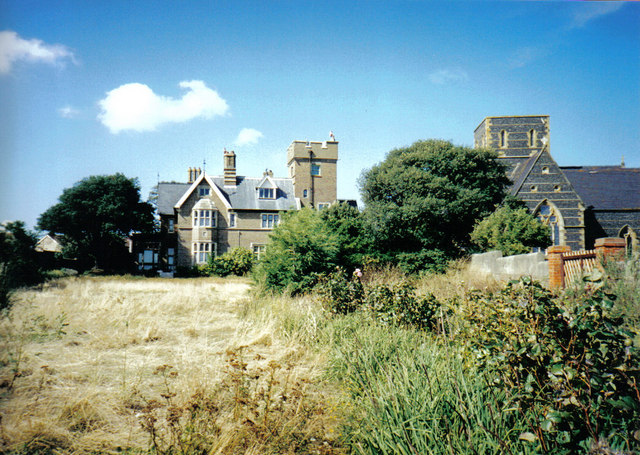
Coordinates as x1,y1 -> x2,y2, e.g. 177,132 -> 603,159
207,247 -> 254,277
253,208 -> 340,295
315,267 -> 364,314
364,281 -> 441,330
460,277 -> 640,453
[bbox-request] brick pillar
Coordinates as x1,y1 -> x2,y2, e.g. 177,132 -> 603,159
547,245 -> 571,290
595,237 -> 626,265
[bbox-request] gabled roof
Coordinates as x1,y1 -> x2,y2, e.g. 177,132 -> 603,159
157,174 -> 298,214
256,174 -> 277,189
509,151 -> 542,196
157,182 -> 189,215
211,176 -> 297,211
174,172 -> 232,210
561,166 -> 640,210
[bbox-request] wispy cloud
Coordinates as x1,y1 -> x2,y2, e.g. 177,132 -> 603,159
428,69 -> 468,85
0,30 -> 75,74
508,46 -> 550,69
58,105 -> 80,118
569,2 -> 625,29
98,80 -> 229,134
234,128 -> 264,146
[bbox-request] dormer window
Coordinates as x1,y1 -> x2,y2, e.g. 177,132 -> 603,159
259,188 -> 275,199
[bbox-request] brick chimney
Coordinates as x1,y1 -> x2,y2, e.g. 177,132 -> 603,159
224,149 -> 236,186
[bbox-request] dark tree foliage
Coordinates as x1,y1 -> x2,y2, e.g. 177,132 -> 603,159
319,202 -> 371,270
38,174 -> 154,272
359,139 -> 510,272
0,221 -> 42,309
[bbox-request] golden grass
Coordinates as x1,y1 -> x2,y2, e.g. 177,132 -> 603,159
0,276 -> 336,454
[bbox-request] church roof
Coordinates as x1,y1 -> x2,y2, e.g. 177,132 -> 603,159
561,166 -> 640,210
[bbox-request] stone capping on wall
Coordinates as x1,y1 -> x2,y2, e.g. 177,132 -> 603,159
469,237 -> 627,290
469,250 -> 549,283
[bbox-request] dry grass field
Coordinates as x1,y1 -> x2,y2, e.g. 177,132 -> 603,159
0,277 -> 338,454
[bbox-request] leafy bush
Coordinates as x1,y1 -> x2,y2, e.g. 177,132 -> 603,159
253,208 -> 340,295
471,203 -> 551,255
315,267 -> 364,314
364,281 -> 441,330
459,277 -> 640,453
207,247 -> 254,277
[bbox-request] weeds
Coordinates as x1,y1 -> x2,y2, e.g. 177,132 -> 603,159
138,348 -> 344,454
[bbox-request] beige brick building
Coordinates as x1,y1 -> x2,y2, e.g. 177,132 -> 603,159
135,138 -> 342,271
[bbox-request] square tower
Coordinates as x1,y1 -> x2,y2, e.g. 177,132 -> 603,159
287,140 -> 338,208
474,115 -> 549,177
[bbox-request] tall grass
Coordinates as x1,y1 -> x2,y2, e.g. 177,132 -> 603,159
0,276 -> 343,454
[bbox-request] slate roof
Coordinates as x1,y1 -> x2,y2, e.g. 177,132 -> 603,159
156,175 -> 298,215
561,166 -> 640,210
157,183 -> 189,215
509,151 -> 541,196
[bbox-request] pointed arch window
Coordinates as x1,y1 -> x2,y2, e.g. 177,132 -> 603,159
535,202 -> 563,247
528,129 -> 536,147
620,226 -> 637,257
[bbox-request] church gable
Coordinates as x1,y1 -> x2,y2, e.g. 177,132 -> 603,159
511,149 -> 585,251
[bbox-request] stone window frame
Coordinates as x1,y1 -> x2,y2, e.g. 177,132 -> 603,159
534,200 -> 565,247
311,163 -> 321,176
192,241 -> 215,264
251,243 -> 266,260
261,213 -> 280,229
193,209 -> 216,228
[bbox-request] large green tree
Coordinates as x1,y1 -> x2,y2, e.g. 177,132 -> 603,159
0,221 -> 41,309
38,174 -> 154,272
359,139 -> 510,272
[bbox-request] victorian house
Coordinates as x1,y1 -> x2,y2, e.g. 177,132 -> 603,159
135,138 -> 340,271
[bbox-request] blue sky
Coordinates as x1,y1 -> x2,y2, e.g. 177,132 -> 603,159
1,1 -> 638,230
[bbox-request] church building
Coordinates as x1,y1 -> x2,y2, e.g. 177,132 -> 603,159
475,115 -> 639,254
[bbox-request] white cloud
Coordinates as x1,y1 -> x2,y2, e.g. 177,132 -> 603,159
428,69 -> 468,85
58,105 -> 80,118
508,46 -> 550,69
570,3 -> 625,29
0,30 -> 75,74
98,80 -> 229,133
235,128 -> 264,146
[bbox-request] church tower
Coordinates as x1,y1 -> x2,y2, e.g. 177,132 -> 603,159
287,138 -> 338,208
474,115 -> 549,178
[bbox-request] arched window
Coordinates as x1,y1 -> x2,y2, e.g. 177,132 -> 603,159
500,130 -> 507,148
535,201 -> 564,247
619,226 -> 637,257
528,129 -> 536,147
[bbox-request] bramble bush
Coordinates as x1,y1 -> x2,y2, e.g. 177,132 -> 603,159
315,268 -> 441,331
459,277 -> 640,453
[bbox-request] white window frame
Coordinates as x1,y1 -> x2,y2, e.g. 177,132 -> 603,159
199,187 -> 210,197
258,188 -> 275,199
192,242 -> 215,264
261,213 -> 280,229
317,202 -> 330,210
311,164 -> 321,176
252,243 -> 266,260
193,209 -> 216,227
